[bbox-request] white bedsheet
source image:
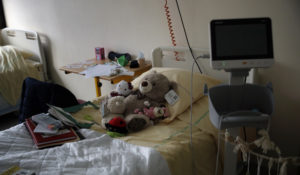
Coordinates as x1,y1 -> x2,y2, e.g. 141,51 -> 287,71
0,124 -> 170,175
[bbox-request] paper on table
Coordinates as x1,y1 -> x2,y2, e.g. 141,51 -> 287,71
83,59 -> 96,64
65,64 -> 83,69
80,64 -> 134,78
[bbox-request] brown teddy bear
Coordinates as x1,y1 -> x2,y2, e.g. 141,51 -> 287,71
124,71 -> 176,132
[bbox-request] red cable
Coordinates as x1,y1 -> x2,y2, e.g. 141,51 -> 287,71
164,0 -> 180,61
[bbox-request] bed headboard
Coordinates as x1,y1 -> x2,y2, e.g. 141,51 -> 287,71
0,28 -> 48,80
152,46 -> 255,83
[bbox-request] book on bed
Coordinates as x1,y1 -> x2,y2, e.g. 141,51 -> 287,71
25,118 -> 80,149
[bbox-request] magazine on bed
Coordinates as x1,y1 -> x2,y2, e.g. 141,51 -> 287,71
25,118 -> 80,149
47,104 -> 94,129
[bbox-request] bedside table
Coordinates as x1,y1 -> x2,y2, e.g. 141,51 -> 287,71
59,59 -> 152,97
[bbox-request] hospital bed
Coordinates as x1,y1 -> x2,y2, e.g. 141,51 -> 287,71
0,46 -> 255,174
0,28 -> 48,116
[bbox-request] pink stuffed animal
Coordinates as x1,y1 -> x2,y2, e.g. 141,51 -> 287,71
134,107 -> 169,120
143,107 -> 156,120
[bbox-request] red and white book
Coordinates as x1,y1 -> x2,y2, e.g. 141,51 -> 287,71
25,118 -> 79,149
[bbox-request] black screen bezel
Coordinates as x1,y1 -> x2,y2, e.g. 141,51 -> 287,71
210,18 -> 274,60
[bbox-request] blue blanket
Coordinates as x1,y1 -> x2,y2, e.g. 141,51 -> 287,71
19,78 -> 79,122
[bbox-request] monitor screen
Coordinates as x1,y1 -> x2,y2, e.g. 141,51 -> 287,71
210,18 -> 274,69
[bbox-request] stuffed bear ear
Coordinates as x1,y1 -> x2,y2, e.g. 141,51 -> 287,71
169,81 -> 177,91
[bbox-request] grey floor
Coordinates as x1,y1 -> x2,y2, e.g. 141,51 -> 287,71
0,112 -> 19,131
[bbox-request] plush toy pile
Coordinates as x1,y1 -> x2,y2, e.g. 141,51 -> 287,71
101,71 -> 176,136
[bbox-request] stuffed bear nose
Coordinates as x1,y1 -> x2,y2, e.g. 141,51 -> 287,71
142,81 -> 148,87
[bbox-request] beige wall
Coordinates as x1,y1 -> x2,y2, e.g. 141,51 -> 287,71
3,0 -> 300,155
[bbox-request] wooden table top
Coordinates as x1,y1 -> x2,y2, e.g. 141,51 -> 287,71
59,59 -> 152,83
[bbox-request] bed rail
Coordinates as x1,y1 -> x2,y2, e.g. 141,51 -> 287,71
1,28 -> 48,81
152,46 -> 255,83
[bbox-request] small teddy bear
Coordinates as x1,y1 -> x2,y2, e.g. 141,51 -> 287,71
110,80 -> 133,98
107,96 -> 126,113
